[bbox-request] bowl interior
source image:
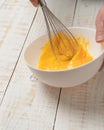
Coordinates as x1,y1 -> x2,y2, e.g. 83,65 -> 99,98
24,27 -> 104,69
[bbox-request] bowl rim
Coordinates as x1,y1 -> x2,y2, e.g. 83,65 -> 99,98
24,27 -> 104,73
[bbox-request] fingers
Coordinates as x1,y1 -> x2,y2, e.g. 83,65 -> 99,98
96,21 -> 104,43
95,6 -> 104,43
30,0 -> 39,6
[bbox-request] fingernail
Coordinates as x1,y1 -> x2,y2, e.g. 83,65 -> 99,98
96,35 -> 104,42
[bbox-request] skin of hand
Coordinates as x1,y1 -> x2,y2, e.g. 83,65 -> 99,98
30,0 -> 39,6
96,6 -> 104,70
96,6 -> 104,43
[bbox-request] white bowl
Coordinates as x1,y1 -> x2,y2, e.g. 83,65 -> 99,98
24,27 -> 104,88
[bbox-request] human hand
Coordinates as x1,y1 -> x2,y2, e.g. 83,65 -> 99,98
96,6 -> 104,71
96,6 -> 104,43
30,0 -> 39,6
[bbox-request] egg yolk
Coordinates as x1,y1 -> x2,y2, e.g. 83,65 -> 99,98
38,36 -> 93,70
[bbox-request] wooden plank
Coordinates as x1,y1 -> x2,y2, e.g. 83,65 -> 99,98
0,0 -> 37,101
73,0 -> 104,27
55,0 -> 104,130
0,0 -> 77,129
0,8 -> 60,130
0,0 -> 6,7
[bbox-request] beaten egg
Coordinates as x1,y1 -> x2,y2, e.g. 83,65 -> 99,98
38,36 -> 93,70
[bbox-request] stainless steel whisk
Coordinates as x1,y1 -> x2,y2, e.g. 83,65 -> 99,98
39,0 -> 79,60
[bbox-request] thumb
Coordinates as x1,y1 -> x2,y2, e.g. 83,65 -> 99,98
96,21 -> 104,43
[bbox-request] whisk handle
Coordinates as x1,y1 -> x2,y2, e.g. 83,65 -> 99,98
39,0 -> 47,7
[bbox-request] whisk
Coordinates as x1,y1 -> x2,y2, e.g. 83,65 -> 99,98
39,0 -> 79,60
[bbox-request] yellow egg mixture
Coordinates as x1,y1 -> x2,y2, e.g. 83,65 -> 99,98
38,35 -> 93,70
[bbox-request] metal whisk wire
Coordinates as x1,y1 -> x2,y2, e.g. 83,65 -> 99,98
39,0 -> 79,60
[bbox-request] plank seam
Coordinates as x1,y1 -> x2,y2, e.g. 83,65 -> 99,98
53,88 -> 62,130
72,0 -> 78,26
0,8 -> 39,106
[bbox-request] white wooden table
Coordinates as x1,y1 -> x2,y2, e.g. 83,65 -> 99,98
0,0 -> 104,130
